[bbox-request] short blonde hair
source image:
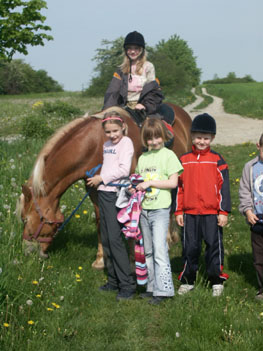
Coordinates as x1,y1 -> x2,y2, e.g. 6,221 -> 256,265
140,117 -> 169,148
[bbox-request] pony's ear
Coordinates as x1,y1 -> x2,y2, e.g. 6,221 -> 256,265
22,185 -> 32,203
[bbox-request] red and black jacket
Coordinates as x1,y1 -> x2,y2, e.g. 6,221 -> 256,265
174,145 -> 231,216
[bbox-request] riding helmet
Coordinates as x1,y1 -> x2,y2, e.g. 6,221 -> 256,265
191,113 -> 216,134
124,31 -> 145,48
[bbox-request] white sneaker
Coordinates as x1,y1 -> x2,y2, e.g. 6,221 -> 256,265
212,284 -> 224,297
178,284 -> 194,295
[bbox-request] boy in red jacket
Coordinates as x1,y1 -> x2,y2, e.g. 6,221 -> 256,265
174,113 -> 231,297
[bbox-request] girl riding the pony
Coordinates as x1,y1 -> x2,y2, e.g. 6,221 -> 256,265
86,111 -> 136,301
103,31 -> 163,119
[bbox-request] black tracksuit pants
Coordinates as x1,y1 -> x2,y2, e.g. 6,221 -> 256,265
179,214 -> 224,285
98,191 -> 135,291
251,230 -> 263,294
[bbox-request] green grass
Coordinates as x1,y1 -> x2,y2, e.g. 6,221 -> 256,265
193,86 -> 214,109
205,82 -> 263,118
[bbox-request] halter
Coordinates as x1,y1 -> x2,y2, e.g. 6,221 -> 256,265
22,190 -> 64,243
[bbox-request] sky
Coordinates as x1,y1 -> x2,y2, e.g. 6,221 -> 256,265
14,0 -> 263,91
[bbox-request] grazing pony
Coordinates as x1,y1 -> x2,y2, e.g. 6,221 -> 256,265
17,105 -> 192,269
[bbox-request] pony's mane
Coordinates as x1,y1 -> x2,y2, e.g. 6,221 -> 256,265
32,116 -> 89,197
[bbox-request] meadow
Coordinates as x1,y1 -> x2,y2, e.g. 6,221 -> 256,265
205,82 -> 263,118
0,91 -> 263,350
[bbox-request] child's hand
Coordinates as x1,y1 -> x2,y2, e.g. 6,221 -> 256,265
135,103 -> 145,110
128,185 -> 136,195
136,181 -> 151,191
175,214 -> 184,227
217,214 -> 228,227
245,209 -> 259,225
86,175 -> 102,188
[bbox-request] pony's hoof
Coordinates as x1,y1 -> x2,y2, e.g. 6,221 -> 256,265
39,250 -> 49,259
92,257 -> 104,270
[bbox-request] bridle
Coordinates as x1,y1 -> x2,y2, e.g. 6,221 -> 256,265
22,191 -> 64,243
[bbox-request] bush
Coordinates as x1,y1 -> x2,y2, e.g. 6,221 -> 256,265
20,114 -> 54,139
41,100 -> 83,120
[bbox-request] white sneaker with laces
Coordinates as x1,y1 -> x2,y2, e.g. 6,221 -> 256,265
178,284 -> 194,295
212,284 -> 224,297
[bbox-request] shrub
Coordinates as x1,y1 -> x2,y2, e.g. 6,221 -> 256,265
20,114 -> 54,139
41,100 -> 83,120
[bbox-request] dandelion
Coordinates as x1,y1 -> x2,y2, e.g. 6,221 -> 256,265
47,308 -> 54,311
11,165 -> 16,170
32,101 -> 43,109
47,265 -> 53,269
3,323 -> 10,328
176,332 -> 180,338
75,274 -> 80,278
76,279 -> 82,282
28,320 -> 35,325
78,266 -> 83,270
51,302 -> 60,309
36,294 -> 42,298
26,300 -> 33,306
260,312 -> 263,316
32,280 -> 39,285
60,296 -> 64,301
75,184 -> 79,188
83,210 -> 88,215
75,214 -> 80,218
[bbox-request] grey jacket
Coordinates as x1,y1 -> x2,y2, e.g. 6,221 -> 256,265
103,68 -> 164,114
239,156 -> 260,216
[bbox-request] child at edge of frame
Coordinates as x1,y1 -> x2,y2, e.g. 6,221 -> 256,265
239,133 -> 263,300
86,111 -> 136,302
174,113 -> 231,297
134,117 -> 184,305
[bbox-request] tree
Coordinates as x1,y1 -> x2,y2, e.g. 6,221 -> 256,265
148,35 -> 201,93
84,37 -> 124,96
0,0 -> 53,60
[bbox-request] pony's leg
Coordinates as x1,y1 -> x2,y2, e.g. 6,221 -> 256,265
89,196 -> 104,270
39,242 -> 49,259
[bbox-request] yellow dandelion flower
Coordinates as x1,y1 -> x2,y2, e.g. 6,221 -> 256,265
51,303 -> 60,309
78,266 -> 83,270
32,280 -> 39,285
36,294 -> 42,298
260,312 -> 263,316
3,323 -> 10,327
75,184 -> 79,188
76,279 -> 82,282
47,308 -> 53,311
28,320 -> 34,325
75,273 -> 80,278
75,214 -> 80,218
83,210 -> 88,215
235,178 -> 240,182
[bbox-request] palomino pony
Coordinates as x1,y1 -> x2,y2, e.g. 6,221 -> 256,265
17,104 -> 192,269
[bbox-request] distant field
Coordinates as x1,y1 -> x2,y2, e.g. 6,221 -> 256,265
205,82 -> 263,118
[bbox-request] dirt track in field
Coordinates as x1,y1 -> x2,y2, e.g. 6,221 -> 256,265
184,88 -> 263,146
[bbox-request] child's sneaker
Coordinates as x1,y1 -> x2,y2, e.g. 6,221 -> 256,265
212,284 -> 224,297
178,284 -> 194,295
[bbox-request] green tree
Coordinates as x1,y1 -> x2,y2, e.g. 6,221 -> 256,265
0,0 -> 53,60
84,37 -> 124,96
149,35 -> 201,93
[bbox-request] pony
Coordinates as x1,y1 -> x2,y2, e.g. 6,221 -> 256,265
17,104 -> 192,269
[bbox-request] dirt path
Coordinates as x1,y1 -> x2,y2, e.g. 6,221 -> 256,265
184,88 -> 263,146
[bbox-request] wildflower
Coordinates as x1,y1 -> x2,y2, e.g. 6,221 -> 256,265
176,332 -> 180,338
47,308 -> 53,311
75,214 -> 80,218
83,210 -> 88,215
47,265 -> 53,269
235,178 -> 239,183
32,280 -> 39,285
3,323 -> 10,328
78,266 -> 83,270
60,296 -> 64,301
36,294 -> 42,298
32,101 -> 43,109
76,279 -> 82,282
28,320 -> 35,325
260,312 -> 263,316
75,184 -> 79,188
26,299 -> 33,306
51,302 -> 60,309
75,274 -> 80,278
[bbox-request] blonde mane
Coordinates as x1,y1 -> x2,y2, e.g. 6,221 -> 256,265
32,116 -> 89,197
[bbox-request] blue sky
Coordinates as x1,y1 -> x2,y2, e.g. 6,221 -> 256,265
15,0 -> 263,91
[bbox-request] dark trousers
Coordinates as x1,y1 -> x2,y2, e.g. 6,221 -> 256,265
179,214 -> 224,285
98,191 -> 135,291
251,231 -> 263,294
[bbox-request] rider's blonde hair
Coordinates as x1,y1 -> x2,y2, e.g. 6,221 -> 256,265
120,50 -> 147,75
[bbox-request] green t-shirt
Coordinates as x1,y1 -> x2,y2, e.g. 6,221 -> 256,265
136,147 -> 183,210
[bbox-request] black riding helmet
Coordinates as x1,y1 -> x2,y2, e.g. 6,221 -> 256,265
124,31 -> 145,48
191,113 -> 217,134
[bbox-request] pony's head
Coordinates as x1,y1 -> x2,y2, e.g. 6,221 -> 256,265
18,184 -> 64,258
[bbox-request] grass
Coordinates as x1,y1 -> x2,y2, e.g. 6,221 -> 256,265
204,82 -> 263,118
1,91 -> 263,350
193,86 -> 214,109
